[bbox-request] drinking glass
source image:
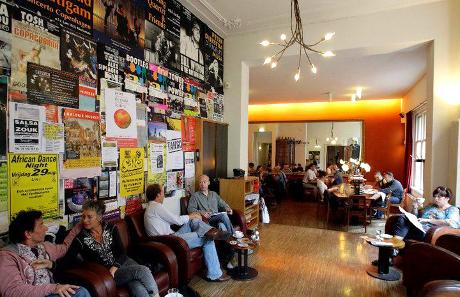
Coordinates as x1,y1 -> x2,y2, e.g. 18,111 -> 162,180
167,288 -> 179,297
376,230 -> 382,241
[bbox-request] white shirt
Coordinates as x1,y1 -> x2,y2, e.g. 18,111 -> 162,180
304,169 -> 317,183
317,179 -> 328,199
144,201 -> 189,237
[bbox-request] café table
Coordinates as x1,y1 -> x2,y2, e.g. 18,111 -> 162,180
227,237 -> 258,281
366,236 -> 405,281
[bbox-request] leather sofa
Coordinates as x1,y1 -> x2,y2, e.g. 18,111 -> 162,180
57,219 -> 178,297
126,210 -> 204,286
418,280 -> 460,297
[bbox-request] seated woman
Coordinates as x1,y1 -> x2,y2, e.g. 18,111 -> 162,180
63,200 -> 159,297
317,170 -> 338,202
390,186 -> 460,241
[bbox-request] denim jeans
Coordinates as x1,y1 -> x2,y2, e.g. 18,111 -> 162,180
114,258 -> 159,297
47,287 -> 90,297
391,215 -> 425,241
208,213 -> 234,234
175,219 -> 223,280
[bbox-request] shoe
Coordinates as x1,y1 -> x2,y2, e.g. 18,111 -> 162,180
213,272 -> 231,282
226,262 -> 234,269
204,228 -> 231,241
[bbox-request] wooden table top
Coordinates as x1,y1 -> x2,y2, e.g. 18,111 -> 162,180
366,236 -> 405,249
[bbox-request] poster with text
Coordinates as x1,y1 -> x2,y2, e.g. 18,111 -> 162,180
198,91 -> 207,118
147,142 -> 166,186
148,63 -> 169,93
63,108 -> 101,171
119,147 -> 145,197
183,78 -> 199,116
43,123 -> 65,153
0,79 -> 7,158
180,6 -> 204,81
148,121 -> 167,142
166,170 -> 183,193
64,177 -> 97,215
97,43 -> 125,85
181,116 -> 196,151
9,14 -> 60,101
204,26 -> 223,93
166,130 -> 183,170
101,140 -> 118,167
213,92 -> 224,122
15,0 -> 93,36
8,153 -> 59,220
27,63 -> 79,108
9,102 -> 44,153
93,0 -> 145,57
105,89 -> 138,146
0,1 -> 13,76
0,161 -> 7,233
124,54 -> 149,94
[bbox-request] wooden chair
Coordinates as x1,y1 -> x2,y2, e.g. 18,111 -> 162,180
348,194 -> 372,232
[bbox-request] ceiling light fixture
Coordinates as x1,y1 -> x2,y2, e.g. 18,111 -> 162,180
314,139 -> 321,149
326,122 -> 338,144
351,87 -> 363,101
259,0 -> 335,82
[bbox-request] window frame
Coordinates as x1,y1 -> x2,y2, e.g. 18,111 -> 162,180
411,107 -> 427,195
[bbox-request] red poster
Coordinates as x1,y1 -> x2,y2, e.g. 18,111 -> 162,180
181,116 -> 196,151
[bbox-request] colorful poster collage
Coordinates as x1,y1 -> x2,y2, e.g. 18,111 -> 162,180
1,0 -> 224,228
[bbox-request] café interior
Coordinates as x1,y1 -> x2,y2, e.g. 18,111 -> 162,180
1,1 -> 460,297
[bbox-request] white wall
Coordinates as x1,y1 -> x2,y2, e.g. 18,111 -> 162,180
226,0 -> 460,196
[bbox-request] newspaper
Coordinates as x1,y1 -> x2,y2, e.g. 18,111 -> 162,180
399,206 -> 426,233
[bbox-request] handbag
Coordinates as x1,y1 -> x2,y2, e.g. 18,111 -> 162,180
260,197 -> 270,224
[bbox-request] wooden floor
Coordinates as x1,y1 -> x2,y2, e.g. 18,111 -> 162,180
190,224 -> 405,297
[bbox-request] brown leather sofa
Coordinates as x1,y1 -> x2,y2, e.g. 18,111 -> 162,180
418,280 -> 460,297
126,210 -> 204,286
57,219 -> 178,297
402,234 -> 460,297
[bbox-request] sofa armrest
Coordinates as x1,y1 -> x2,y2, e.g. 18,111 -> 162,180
58,262 -> 117,297
435,234 -> 460,255
132,241 -> 179,288
230,209 -> 246,234
425,226 -> 460,245
403,242 -> 460,297
419,280 -> 460,297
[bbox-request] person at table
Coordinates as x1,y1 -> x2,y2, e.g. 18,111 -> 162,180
370,171 -> 404,204
390,186 -> 460,241
317,170 -> 339,202
328,164 -> 343,186
145,184 -> 231,281
248,162 -> 256,176
0,210 -> 90,297
374,171 -> 388,189
63,200 -> 160,297
188,175 -> 235,234
296,163 -> 304,172
304,163 -> 317,183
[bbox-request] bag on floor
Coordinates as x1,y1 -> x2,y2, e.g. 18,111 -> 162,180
260,197 -> 270,224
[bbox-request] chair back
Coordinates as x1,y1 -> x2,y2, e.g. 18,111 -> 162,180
436,234 -> 460,256
180,196 -> 190,216
126,209 -> 147,241
113,219 -> 131,251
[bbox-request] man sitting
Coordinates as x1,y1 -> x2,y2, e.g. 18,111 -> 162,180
0,210 -> 90,297
144,184 -> 231,282
374,171 -> 388,189
371,171 -> 404,218
188,175 -> 234,235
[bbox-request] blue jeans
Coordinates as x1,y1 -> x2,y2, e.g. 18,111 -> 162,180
114,258 -> 159,297
175,219 -> 223,280
208,213 -> 234,234
47,287 -> 90,297
391,215 -> 425,241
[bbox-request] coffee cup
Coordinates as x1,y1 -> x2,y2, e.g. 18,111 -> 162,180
234,231 -> 244,239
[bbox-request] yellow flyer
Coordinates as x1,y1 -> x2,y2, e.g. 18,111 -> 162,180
8,153 -> 59,220
120,148 -> 145,197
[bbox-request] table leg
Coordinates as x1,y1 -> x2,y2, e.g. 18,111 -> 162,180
378,246 -> 391,274
243,249 -> 248,275
230,248 -> 258,281
366,247 -> 401,281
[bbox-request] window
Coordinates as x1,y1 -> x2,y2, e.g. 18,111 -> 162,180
412,111 -> 426,194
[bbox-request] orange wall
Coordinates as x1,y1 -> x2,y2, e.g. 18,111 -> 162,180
248,99 -> 405,182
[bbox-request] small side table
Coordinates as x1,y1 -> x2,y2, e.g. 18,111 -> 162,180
366,237 -> 405,281
228,238 -> 258,281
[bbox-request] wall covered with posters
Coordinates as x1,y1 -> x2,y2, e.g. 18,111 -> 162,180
0,0 -> 222,233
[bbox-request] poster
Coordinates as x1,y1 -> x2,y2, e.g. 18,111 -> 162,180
63,109 -> 101,177
183,78 -> 199,116
0,78 -> 7,158
180,6 -> 204,81
64,177 -> 97,215
101,140 -> 118,167
213,92 -> 224,122
0,1 -> 13,76
105,89 -> 138,147
181,116 -> 196,151
166,130 -> 183,170
8,153 -> 59,220
8,102 -> 44,153
148,121 -> 167,142
60,29 -> 97,110
206,91 -> 214,119
166,170 -> 183,193
148,63 -> 169,93
9,13 -> 60,101
99,169 -> 117,199
97,43 -> 125,85
167,94 -> 184,118
119,147 -> 145,197
204,26 -> 224,93
15,0 -> 93,36
27,63 -> 79,108
184,151 -> 194,178
93,0 -> 145,57
136,103 -> 148,147
0,161 -> 7,233
149,142 -> 165,174
43,123 -> 65,153
144,0 -> 181,70
166,117 -> 181,131
198,91 -> 207,118
124,54 -> 149,94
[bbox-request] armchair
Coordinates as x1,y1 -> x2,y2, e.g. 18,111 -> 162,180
419,280 -> 460,297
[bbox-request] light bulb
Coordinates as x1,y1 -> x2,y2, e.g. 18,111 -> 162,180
356,87 -> 363,99
260,40 -> 270,46
322,50 -> 335,57
271,61 -> 277,68
280,34 -> 287,41
294,69 -> 300,81
351,94 -> 356,102
331,139 -> 337,145
264,57 -> 272,64
324,32 -> 335,40
311,65 -> 317,74
326,137 -> 330,141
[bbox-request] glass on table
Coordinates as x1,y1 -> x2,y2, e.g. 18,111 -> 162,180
167,288 -> 180,297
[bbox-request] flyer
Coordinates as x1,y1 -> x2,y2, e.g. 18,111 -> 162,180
8,102 -> 45,153
166,170 -> 184,193
181,116 -> 196,151
166,130 -> 183,170
184,151 -> 195,178
105,89 -> 138,147
101,140 -> 118,167
0,1 -> 13,76
147,142 -> 166,186
0,78 -> 7,158
64,177 -> 97,215
204,26 -> 224,93
180,6 -> 205,81
0,161 -> 7,233
97,43 -> 125,85
43,123 -> 65,153
63,109 -> 101,170
124,54 -> 149,94
148,121 -> 167,142
8,153 -> 59,220
99,169 -> 117,199
26,63 -> 79,108
119,147 -> 145,197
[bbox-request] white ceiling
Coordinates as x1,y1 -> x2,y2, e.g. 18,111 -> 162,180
182,0 -> 444,36
249,43 -> 428,104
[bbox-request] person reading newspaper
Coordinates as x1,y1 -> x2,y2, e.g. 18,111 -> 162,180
390,186 -> 460,241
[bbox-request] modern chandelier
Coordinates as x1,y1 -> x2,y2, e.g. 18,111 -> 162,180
259,0 -> 335,82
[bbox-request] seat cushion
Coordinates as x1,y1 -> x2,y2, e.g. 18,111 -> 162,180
189,247 -> 203,262
154,271 -> 170,295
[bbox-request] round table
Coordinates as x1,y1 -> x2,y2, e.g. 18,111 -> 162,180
228,237 -> 258,281
366,237 -> 405,281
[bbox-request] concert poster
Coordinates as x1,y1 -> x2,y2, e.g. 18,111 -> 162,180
180,6 -> 205,81
97,43 -> 126,86
204,26 -> 224,93
0,1 -> 13,76
148,63 -> 169,94
124,53 -> 149,94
